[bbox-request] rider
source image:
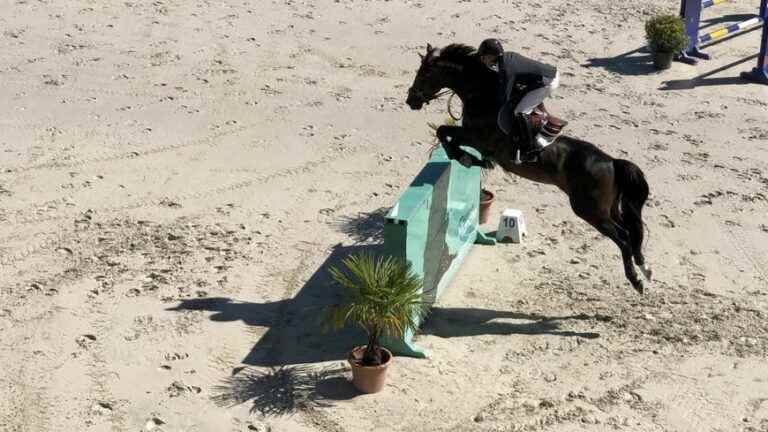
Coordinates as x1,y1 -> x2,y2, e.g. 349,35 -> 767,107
477,38 -> 567,163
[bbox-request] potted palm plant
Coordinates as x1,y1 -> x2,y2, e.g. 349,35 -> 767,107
325,252 -> 428,393
645,14 -> 689,70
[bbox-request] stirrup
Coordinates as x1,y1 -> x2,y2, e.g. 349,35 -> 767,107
536,132 -> 556,147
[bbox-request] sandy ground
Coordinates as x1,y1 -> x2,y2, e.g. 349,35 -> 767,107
1,0 -> 768,431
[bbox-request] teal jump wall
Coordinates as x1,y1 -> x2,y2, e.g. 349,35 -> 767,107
382,145 -> 495,358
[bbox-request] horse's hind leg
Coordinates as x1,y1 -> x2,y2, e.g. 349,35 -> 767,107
576,200 -> 643,293
619,196 -> 652,281
622,212 -> 651,281
595,218 -> 643,294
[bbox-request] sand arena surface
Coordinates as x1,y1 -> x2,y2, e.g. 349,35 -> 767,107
1,0 -> 767,431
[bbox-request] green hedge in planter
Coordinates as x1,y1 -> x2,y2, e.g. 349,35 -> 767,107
645,14 -> 689,53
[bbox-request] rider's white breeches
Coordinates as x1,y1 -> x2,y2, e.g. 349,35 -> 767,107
513,71 -> 560,115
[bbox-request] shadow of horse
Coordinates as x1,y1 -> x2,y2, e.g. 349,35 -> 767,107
422,308 -> 604,339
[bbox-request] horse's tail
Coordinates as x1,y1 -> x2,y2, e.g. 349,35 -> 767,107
613,159 -> 652,277
614,159 -> 649,212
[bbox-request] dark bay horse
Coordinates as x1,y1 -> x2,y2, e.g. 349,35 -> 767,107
405,43 -> 652,293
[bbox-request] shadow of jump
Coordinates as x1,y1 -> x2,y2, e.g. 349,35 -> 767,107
168,244 -> 378,367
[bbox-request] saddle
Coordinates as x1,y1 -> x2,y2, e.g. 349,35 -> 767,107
529,103 -> 567,139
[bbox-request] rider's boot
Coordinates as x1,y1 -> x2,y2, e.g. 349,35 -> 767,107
534,119 -> 561,148
513,113 -> 538,165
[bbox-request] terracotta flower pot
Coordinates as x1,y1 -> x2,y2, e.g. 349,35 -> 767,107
479,188 -> 495,225
348,346 -> 393,394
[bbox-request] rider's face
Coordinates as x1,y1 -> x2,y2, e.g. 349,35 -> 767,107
481,54 -> 498,70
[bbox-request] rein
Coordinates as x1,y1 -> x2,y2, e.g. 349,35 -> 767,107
447,92 -> 462,121
428,89 -> 462,121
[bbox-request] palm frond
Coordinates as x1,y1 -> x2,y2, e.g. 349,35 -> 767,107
324,252 -> 429,345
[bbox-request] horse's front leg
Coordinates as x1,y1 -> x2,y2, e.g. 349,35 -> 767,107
436,125 -> 489,169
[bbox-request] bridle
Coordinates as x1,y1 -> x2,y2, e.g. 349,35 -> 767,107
409,87 -> 452,104
409,56 -> 469,120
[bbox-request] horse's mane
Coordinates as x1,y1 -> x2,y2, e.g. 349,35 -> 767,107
433,43 -> 477,65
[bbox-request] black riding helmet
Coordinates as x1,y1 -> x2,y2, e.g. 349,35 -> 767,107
478,38 -> 504,57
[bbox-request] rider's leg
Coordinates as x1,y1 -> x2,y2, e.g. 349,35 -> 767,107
497,103 -> 526,165
517,75 -> 569,155
515,72 -> 559,115
514,86 -> 550,116
512,86 -> 549,163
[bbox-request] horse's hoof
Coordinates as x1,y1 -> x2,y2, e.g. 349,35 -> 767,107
640,264 -> 653,281
632,279 -> 644,295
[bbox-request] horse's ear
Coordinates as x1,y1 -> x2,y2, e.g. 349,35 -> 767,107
426,43 -> 433,52
418,52 -> 424,61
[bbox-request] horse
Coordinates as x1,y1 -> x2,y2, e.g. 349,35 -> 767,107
405,43 -> 652,293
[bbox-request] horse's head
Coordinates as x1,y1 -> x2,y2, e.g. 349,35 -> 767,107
406,43 -> 475,110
